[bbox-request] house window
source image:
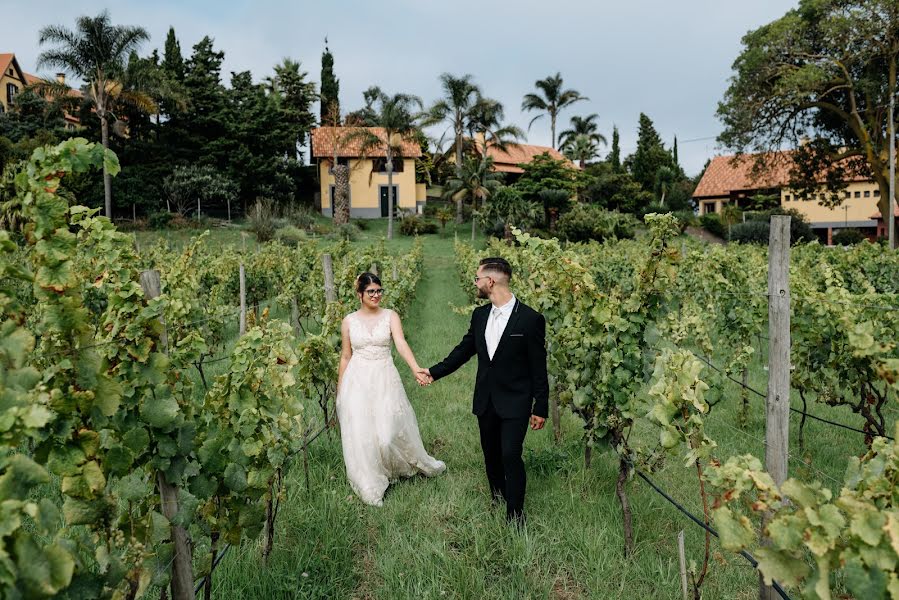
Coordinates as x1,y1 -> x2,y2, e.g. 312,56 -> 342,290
6,83 -> 17,106
874,189 -> 881,197
864,190 -> 871,198
703,202 -> 716,214
854,191 -> 861,198
373,158 -> 404,173
844,191 -> 851,198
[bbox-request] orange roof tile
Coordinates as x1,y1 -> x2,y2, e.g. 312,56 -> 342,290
694,151 -> 870,199
0,54 -> 15,78
485,142 -> 574,174
311,127 -> 422,159
23,72 -> 83,99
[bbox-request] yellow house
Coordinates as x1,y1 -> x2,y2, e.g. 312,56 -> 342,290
693,153 -> 884,244
0,53 -> 81,129
311,126 -> 426,218
0,53 -> 28,114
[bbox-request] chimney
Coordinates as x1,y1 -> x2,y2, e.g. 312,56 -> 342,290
56,73 -> 65,85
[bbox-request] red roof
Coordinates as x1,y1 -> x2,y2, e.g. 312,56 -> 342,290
485,142 -> 574,173
694,152 -> 870,199
0,54 -> 17,80
311,127 -> 422,158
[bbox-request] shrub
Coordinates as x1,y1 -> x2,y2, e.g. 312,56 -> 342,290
728,220 -> 770,245
282,204 -> 318,230
399,215 -> 438,236
148,211 -> 174,229
832,228 -> 866,246
327,222 -> 361,241
246,199 -> 277,243
556,204 -> 638,243
351,218 -> 370,231
699,213 -> 726,238
275,225 -> 307,247
672,209 -> 698,231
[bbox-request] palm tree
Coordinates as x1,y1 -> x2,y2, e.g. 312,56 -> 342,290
444,156 -> 504,241
558,114 -> 607,151
37,12 -> 152,218
423,73 -> 481,223
521,73 -> 588,149
466,96 -> 525,157
563,134 -> 600,169
654,166 -> 677,207
346,87 -> 422,239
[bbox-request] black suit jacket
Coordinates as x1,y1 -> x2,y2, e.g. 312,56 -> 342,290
429,299 -> 549,420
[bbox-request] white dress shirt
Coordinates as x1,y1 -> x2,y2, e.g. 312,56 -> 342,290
485,295 -> 516,360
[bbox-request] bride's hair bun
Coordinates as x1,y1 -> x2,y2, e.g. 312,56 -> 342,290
356,271 -> 382,295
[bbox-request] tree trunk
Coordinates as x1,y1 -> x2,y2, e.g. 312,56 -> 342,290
387,153 -> 394,240
100,111 -> 112,219
551,112 -> 557,150
333,164 -> 350,225
455,122 -> 464,224
471,199 -> 476,241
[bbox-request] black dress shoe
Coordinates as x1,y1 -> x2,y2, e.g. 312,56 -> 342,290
507,511 -> 526,529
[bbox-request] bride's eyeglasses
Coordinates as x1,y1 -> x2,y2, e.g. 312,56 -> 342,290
365,288 -> 386,298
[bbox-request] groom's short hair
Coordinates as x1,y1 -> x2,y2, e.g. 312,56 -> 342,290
479,257 -> 512,281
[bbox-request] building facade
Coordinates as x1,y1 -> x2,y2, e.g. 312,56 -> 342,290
311,127 -> 426,218
693,153 -> 890,244
0,53 -> 81,130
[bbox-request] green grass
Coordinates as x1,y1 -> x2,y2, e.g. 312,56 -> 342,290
136,219 -> 867,599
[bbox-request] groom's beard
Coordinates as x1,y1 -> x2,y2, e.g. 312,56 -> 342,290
476,287 -> 488,299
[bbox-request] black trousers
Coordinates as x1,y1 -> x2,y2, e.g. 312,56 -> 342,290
477,398 -> 529,519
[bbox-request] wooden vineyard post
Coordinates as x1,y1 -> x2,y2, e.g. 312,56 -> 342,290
677,530 -> 689,600
239,263 -> 247,336
760,215 -> 791,600
323,254 -> 336,302
139,270 -> 195,600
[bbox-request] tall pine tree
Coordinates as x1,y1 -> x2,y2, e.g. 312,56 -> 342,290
628,113 -> 671,190
609,125 -> 621,172
320,40 -> 340,125
163,27 -> 184,81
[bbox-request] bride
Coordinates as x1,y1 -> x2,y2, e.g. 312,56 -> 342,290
336,272 -> 446,506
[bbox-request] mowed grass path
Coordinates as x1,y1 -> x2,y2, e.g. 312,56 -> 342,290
198,222 -> 865,600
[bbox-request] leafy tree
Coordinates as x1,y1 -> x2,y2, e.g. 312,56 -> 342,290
345,88 -> 422,239
476,185 -> 541,241
513,152 -> 580,201
583,160 -> 654,214
521,72 -> 588,149
164,164 -> 238,218
320,42 -> 340,125
558,113 -> 608,151
37,11 -> 152,217
444,156 -> 504,240
717,0 -> 899,246
627,113 -> 673,191
424,73 -> 481,222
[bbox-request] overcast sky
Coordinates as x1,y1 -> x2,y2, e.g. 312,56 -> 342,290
2,0 -> 797,177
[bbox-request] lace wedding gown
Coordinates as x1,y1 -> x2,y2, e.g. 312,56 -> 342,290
337,309 -> 446,506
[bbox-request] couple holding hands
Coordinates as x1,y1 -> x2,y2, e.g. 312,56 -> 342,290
335,257 -> 548,525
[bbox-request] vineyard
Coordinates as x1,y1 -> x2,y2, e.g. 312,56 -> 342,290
3,139 -> 899,599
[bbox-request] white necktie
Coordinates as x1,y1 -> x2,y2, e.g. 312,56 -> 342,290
487,307 -> 503,359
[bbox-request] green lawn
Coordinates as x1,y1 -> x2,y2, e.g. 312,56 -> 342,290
131,219 -> 865,599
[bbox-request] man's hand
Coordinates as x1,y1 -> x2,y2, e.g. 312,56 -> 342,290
415,368 -> 433,387
529,415 -> 546,431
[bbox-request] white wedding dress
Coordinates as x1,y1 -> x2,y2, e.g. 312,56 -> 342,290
337,309 -> 446,506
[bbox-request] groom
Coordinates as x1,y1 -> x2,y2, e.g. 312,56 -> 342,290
417,257 -> 548,525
